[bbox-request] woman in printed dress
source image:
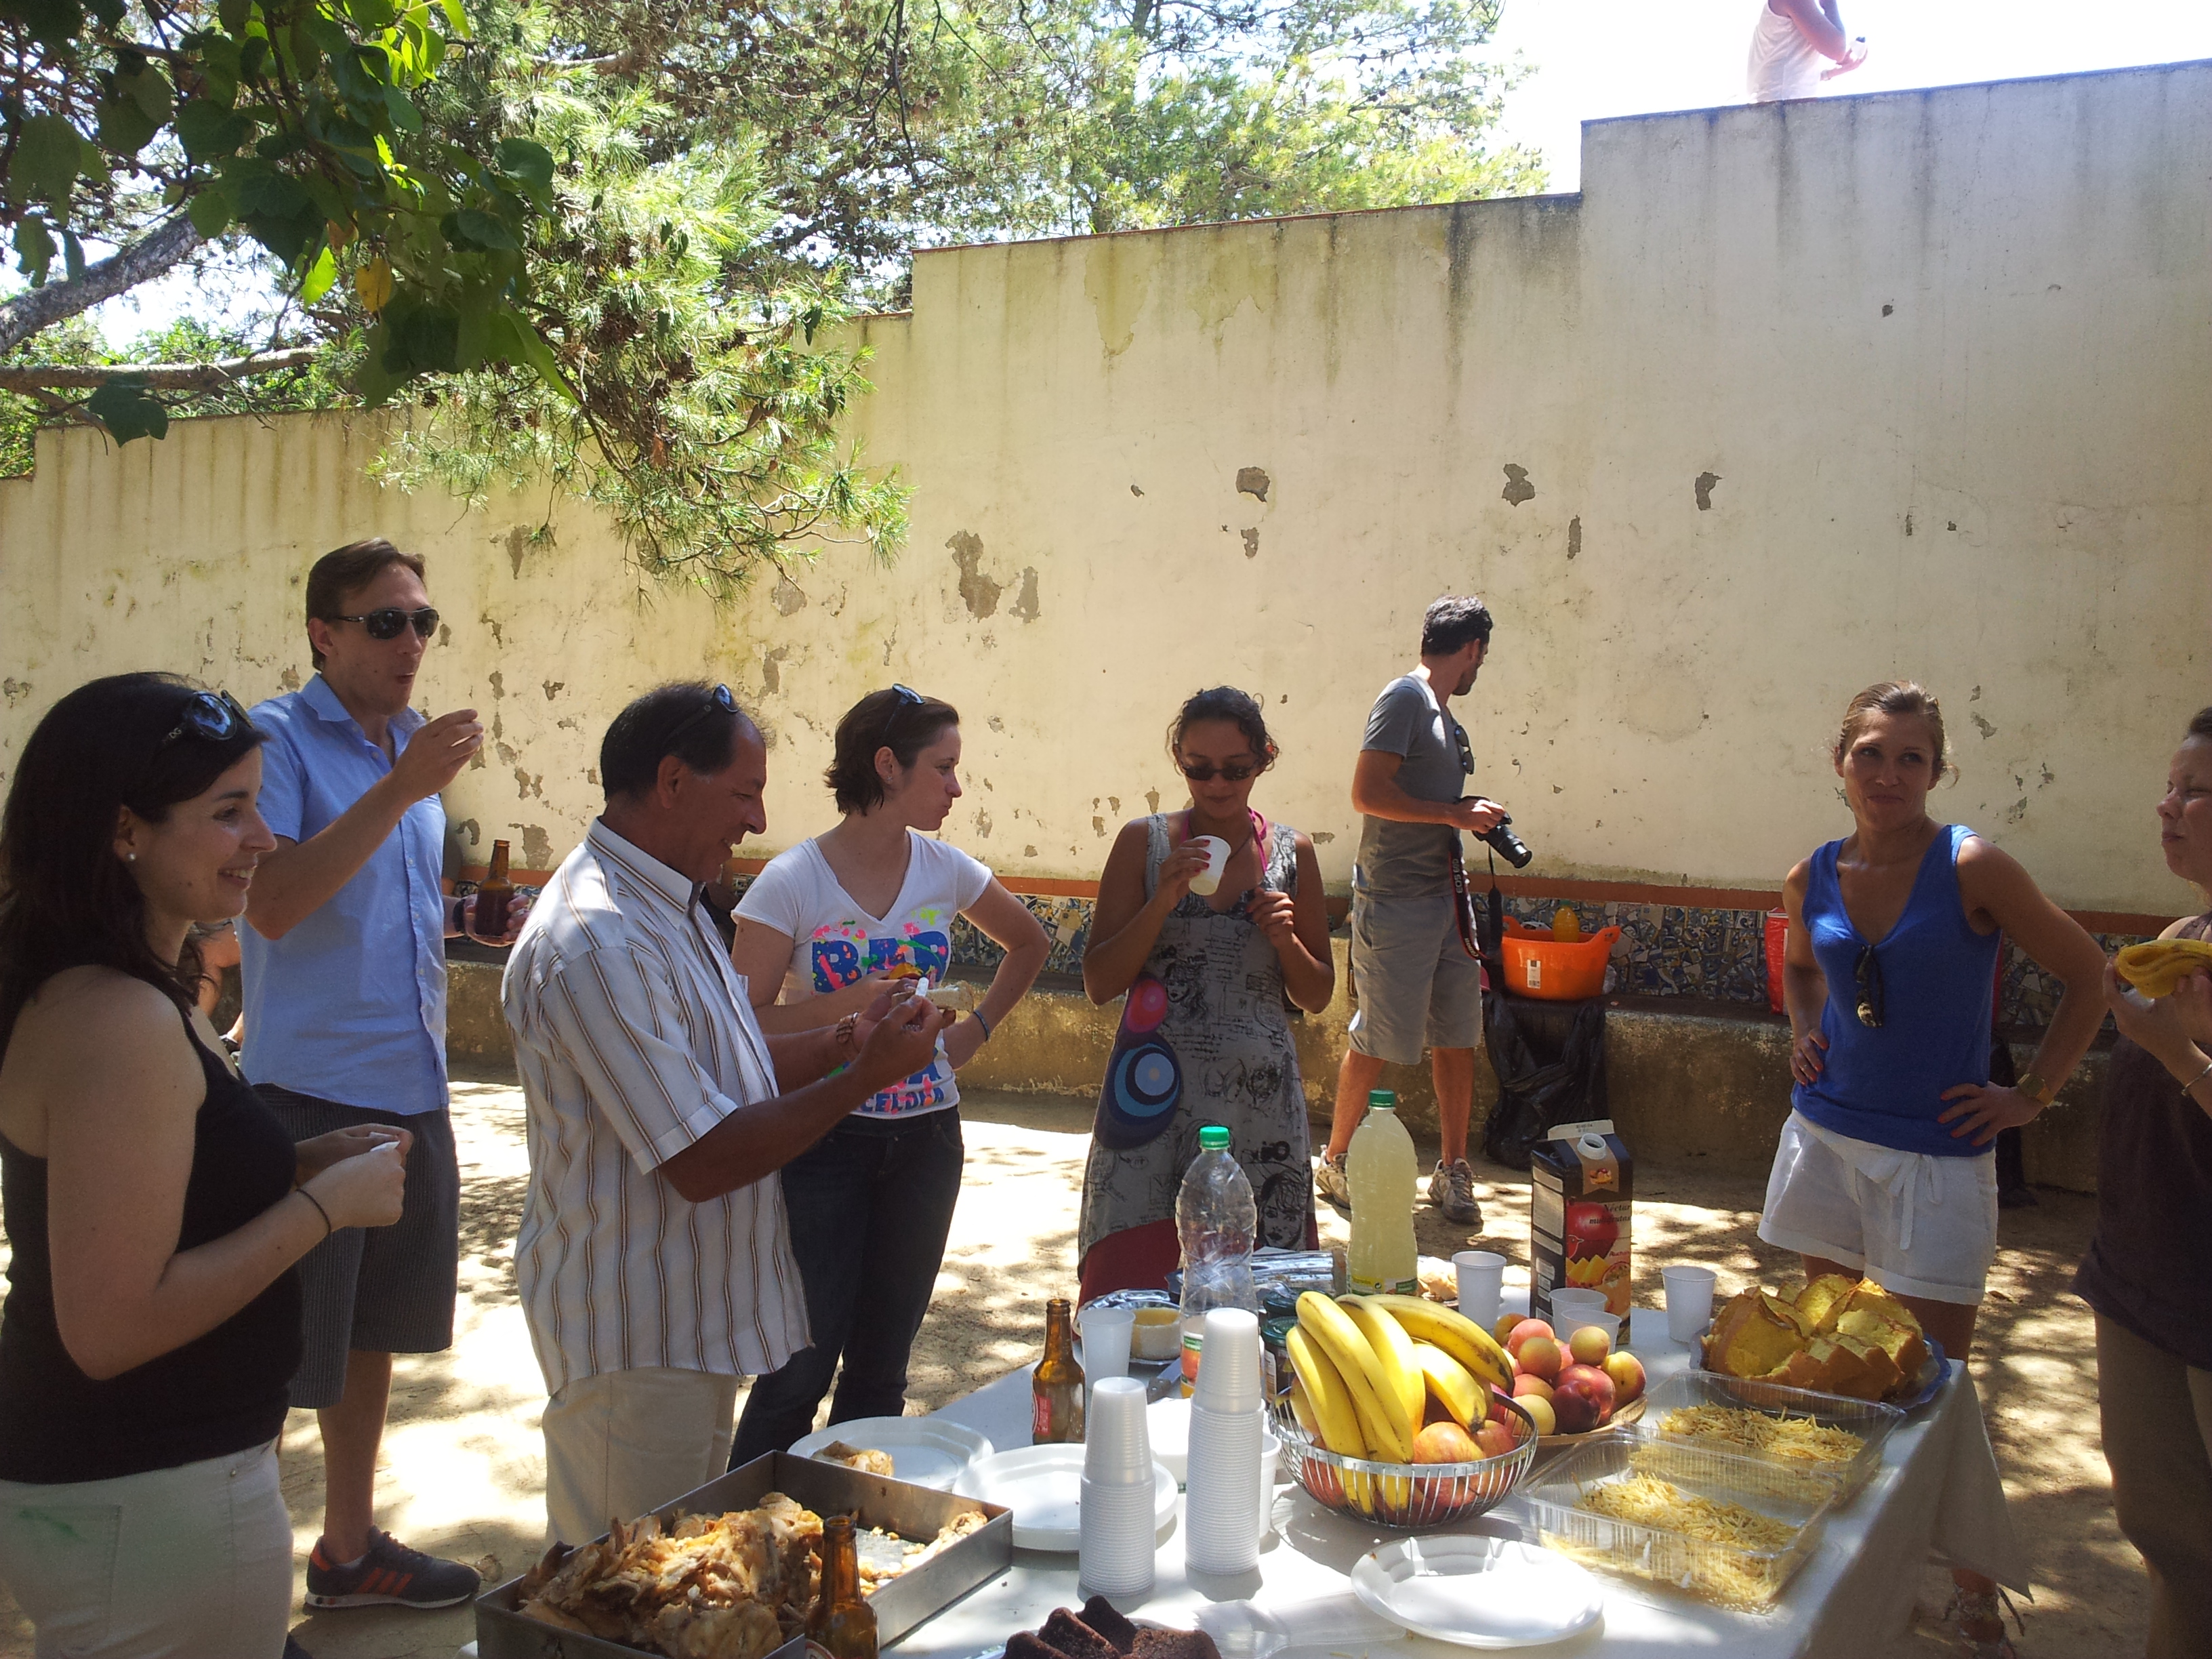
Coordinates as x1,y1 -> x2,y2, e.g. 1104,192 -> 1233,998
1078,688 -> 1336,1302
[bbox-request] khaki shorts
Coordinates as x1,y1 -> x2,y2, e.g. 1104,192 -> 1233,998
542,1367 -> 742,1546
1347,889 -> 1483,1066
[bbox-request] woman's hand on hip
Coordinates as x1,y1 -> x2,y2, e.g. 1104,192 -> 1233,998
1789,1027 -> 1828,1086
1936,1082 -> 2040,1148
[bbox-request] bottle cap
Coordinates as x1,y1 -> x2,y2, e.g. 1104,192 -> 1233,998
1368,1090 -> 1397,1110
1198,1124 -> 1230,1150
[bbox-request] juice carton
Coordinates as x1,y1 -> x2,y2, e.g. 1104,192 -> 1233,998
1531,1117 -> 1632,1345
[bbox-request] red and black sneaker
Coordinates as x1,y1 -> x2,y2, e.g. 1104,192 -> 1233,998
304,1528 -> 480,1610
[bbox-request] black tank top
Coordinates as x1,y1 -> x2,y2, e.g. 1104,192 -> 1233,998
0,1002 -> 302,1483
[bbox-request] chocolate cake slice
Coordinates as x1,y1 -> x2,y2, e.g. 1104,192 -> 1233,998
1079,1595 -> 1141,1654
1130,1629 -> 1223,1659
1007,1631 -> 1074,1659
1041,1608 -> 1124,1659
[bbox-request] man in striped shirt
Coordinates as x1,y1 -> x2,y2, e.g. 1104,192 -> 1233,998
504,683 -> 948,1544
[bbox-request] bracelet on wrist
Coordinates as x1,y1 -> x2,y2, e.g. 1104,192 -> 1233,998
295,1186 -> 334,1240
2182,1056 -> 2212,1097
972,1009 -> 994,1042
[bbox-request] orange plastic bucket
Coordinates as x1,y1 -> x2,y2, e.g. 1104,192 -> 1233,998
1499,916 -> 1621,1001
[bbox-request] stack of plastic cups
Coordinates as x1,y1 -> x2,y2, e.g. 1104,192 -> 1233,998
1080,1377 -> 1157,1597
1183,1308 -> 1264,1576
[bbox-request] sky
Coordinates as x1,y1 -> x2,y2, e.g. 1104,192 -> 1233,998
1483,0 -> 2212,191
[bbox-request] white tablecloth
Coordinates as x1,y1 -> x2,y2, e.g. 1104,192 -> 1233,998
895,1309 -> 2026,1659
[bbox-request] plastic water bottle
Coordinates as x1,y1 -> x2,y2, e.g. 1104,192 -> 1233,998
1347,1091 -> 1418,1294
1177,1124 -> 1258,1392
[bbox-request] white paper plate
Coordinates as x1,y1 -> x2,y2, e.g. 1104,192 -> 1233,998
953,1444 -> 1176,1551
1351,1535 -> 1603,1650
788,1416 -> 993,1492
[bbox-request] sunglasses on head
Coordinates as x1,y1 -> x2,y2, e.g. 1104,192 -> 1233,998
665,683 -> 739,754
332,606 -> 440,641
159,690 -> 253,751
1179,757 -> 1261,783
1853,943 -> 1884,1029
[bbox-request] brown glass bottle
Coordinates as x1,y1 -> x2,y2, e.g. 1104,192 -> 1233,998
805,1513 -> 878,1659
474,840 -> 514,940
1032,1296 -> 1086,1443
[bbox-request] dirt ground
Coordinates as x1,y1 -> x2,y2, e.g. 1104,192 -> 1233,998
0,1073 -> 2147,1658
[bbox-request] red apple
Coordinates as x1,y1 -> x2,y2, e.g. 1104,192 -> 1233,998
1473,1418 -> 1517,1460
1567,1326 -> 1612,1367
1565,1200 -> 1620,1261
1413,1421 -> 1481,1464
1553,1364 -> 1618,1433
1516,1335 -> 1563,1383
1605,1351 -> 1647,1405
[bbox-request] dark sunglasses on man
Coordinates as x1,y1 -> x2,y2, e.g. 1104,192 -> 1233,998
158,689 -> 255,750
331,606 -> 441,641
664,683 -> 739,752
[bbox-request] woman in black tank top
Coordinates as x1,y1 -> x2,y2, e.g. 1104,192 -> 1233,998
0,676 -> 408,1658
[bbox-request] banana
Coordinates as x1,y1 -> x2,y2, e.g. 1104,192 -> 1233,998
1287,1377 -> 1323,1443
1342,1295 -> 1424,1448
1369,1292 -> 1516,1395
2116,937 -> 2212,997
1284,1326 -> 1366,1457
1296,1292 -> 1411,1462
1411,1340 -> 1481,1430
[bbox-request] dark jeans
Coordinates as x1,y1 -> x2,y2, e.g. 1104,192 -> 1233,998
731,1108 -> 965,1465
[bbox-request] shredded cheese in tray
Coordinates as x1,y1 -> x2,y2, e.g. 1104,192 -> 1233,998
1658,1405 -> 1866,1465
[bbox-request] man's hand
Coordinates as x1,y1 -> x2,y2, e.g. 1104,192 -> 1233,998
851,996 -> 954,1093
391,709 -> 483,805
1448,796 -> 1508,835
295,1124 -> 412,1185
462,891 -> 533,945
1248,887 -> 1300,952
1820,37 -> 1866,77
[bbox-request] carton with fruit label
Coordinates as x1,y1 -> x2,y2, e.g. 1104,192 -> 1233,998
1531,1118 -> 1632,1346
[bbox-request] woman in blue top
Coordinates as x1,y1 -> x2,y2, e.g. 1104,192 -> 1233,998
1764,681 -> 2104,1656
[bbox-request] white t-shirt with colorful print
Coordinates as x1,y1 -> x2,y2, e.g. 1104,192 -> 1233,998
735,832 -> 994,1119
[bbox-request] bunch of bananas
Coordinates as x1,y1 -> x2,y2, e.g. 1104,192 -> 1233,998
2115,937 -> 2212,997
1284,1290 -> 1513,1468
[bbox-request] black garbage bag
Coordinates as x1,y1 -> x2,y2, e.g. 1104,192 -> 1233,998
1481,989 -> 1609,1170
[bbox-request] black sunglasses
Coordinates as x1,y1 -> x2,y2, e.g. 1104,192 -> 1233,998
1179,758 -> 1261,783
332,607 -> 440,641
665,683 -> 739,754
1453,724 -> 1475,775
159,690 -> 253,750
1854,943 -> 1884,1029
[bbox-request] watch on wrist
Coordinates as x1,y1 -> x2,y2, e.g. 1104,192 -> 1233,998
2016,1069 -> 2057,1107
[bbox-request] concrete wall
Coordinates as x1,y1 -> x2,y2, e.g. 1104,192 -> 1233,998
3,62 -> 2208,919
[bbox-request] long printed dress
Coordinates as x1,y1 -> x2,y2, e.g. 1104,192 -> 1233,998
1077,815 -> 1317,1298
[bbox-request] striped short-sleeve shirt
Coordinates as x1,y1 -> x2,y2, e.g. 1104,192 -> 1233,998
503,820 -> 807,1397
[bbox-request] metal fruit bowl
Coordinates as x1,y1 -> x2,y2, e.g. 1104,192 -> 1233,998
1268,1397 -> 1538,1528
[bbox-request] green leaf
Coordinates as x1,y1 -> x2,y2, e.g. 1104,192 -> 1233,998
383,83 -> 422,134
13,113 -> 87,205
11,216 -> 57,285
218,0 -> 251,35
85,379 -> 169,444
96,94 -> 162,156
347,0 -> 396,28
452,207 -> 516,251
186,182 -> 237,237
236,167 -> 310,218
300,243 -> 337,302
495,137 -> 553,192
434,0 -> 470,41
60,224 -> 84,281
176,100 -> 255,161
123,64 -> 174,123
4,0 -> 83,52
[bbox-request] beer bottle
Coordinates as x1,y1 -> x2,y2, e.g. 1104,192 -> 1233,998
474,839 -> 514,940
1032,1296 -> 1086,1443
805,1513 -> 878,1659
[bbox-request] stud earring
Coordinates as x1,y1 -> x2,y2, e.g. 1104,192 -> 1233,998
125,853 -> 137,863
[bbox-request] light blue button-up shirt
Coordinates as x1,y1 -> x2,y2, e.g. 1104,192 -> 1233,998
239,675 -> 449,1116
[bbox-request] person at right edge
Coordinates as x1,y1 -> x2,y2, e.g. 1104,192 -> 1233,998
1746,0 -> 1866,104
1315,596 -> 1504,1228
1765,680 -> 2104,1659
2079,705 -> 2212,1659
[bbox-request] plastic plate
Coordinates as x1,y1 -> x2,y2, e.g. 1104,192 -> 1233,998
1351,1534 -> 1604,1649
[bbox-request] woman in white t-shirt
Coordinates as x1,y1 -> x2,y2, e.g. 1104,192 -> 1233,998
726,686 -> 1049,1460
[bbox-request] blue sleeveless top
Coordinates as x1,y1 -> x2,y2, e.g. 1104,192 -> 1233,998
1790,823 -> 2001,1159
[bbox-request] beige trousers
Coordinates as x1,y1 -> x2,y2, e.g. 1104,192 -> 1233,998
541,1366 -> 742,1547
2096,1313 -> 2212,1658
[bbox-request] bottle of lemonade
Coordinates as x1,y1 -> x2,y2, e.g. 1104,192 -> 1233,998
1347,1091 -> 1418,1294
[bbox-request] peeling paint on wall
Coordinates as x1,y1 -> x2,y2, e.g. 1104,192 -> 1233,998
521,825 -> 554,868
1010,568 -> 1041,621
947,531 -> 1002,617
1501,464 -> 1536,506
0,678 -> 30,706
1568,516 -> 1582,558
1694,472 -> 1722,511
772,575 -> 809,615
762,644 -> 791,694
1241,528 -> 1260,558
542,680 -> 564,699
1236,467 -> 1271,502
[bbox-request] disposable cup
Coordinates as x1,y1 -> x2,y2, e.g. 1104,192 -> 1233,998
1664,1265 -> 1719,1345
1184,1403 -> 1264,1574
1187,836 -> 1231,897
1080,1304 -> 1136,1386
1555,1309 -> 1620,1353
1079,1475 -> 1158,1596
1192,1309 -> 1262,1412
1549,1289 -> 1606,1330
1084,1376 -> 1153,1483
1255,1430 -> 1280,1545
1454,1250 -> 1507,1326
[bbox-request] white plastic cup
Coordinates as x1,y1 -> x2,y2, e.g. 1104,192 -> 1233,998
1454,1250 -> 1508,1326
1192,1309 -> 1262,1413
1084,1376 -> 1153,1484
1256,1429 -> 1280,1545
1549,1289 -> 1606,1330
1664,1265 -> 1719,1345
1556,1309 -> 1620,1352
1183,1402 -> 1264,1575
1080,1304 -> 1136,1386
1079,1473 -> 1158,1597
1187,836 -> 1231,897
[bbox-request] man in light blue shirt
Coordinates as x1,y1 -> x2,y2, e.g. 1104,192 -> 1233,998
241,537 -> 511,1616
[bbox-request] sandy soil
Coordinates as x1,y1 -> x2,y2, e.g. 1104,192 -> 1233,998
0,1078 -> 2146,1657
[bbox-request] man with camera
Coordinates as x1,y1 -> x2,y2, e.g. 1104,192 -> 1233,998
1316,595 -> 1513,1227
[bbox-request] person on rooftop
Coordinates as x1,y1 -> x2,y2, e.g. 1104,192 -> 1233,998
1748,0 -> 1867,103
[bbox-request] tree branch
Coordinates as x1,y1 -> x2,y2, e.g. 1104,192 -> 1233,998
0,216 -> 204,356
0,348 -> 319,392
